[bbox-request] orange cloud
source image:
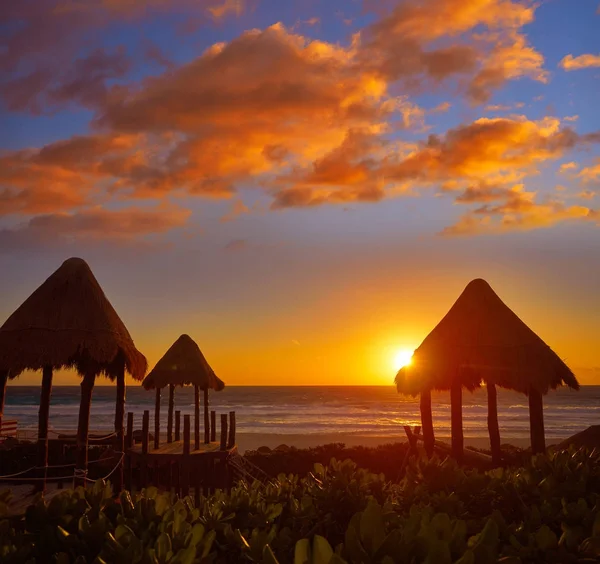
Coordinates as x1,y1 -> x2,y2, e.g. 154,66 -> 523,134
441,189 -> 598,236
1,0 -> 247,113
220,200 -> 250,222
578,161 -> 600,182
559,53 -> 600,70
362,0 -> 545,102
559,161 -> 579,173
0,202 -> 190,251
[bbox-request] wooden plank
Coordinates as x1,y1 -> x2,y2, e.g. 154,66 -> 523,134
210,411 -> 216,442
142,410 -> 149,455
228,411 -> 236,448
175,410 -> 181,442
220,414 -> 228,450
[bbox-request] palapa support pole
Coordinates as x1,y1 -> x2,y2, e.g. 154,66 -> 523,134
204,388 -> 210,444
528,387 -> 546,454
210,411 -> 216,442
182,415 -> 191,496
142,410 -> 149,454
420,390 -> 435,458
228,411 -> 236,448
167,384 -> 174,443
0,370 -> 8,434
114,360 -> 126,491
194,385 -> 200,450
175,410 -> 181,441
450,380 -> 464,463
220,414 -> 228,451
487,382 -> 502,465
76,371 -> 96,487
154,387 -> 161,450
36,365 -> 53,491
141,410 -> 149,486
125,412 -> 133,491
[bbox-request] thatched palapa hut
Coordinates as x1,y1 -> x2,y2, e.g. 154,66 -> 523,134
396,279 -> 579,463
142,334 -> 224,450
0,258 -> 147,487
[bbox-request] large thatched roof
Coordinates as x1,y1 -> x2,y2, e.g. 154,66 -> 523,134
142,334 -> 225,391
0,258 -> 147,380
395,278 -> 578,396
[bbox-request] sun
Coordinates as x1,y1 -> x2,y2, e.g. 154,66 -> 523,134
393,348 -> 414,371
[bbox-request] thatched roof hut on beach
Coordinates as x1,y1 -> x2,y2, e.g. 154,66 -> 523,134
142,334 -> 224,449
396,278 -> 578,462
0,257 -> 147,486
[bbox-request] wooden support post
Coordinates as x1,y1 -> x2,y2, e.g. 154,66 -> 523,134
167,384 -> 174,443
154,387 -> 161,450
141,410 -> 149,487
126,412 -> 133,491
76,371 -> 95,487
37,365 -> 53,491
182,415 -> 190,496
194,385 -> 200,450
420,390 -> 435,458
175,410 -> 181,442
487,382 -> 502,465
0,370 -> 8,433
142,410 -> 150,454
450,380 -> 464,463
114,361 -> 126,492
529,388 -> 546,454
210,411 -> 216,442
220,414 -> 228,451
228,411 -> 236,448
204,388 -> 210,444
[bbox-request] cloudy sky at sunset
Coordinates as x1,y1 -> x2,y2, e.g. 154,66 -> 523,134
1,0 -> 599,386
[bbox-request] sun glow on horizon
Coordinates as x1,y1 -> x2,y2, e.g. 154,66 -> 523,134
393,348 -> 414,372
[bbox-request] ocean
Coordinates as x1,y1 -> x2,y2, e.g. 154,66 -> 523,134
3,385 -> 598,441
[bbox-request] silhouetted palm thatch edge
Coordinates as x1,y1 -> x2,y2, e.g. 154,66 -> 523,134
395,279 -> 578,396
142,334 -> 225,391
0,257 -> 147,380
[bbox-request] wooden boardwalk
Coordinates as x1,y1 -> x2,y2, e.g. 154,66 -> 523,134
129,440 -> 234,460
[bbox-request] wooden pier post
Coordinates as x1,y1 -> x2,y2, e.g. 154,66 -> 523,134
76,371 -> 95,487
228,411 -> 236,448
220,414 -> 228,451
529,388 -> 546,454
141,410 -> 149,487
182,415 -> 191,496
195,385 -> 200,450
114,362 -> 126,492
167,384 -> 174,443
204,388 -> 210,444
175,410 -> 181,442
154,388 -> 161,450
210,411 -> 216,442
450,380 -> 464,464
125,412 -> 133,491
37,365 -> 53,492
487,382 -> 502,465
420,390 -> 435,458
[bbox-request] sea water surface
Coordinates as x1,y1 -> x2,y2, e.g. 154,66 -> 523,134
3,386 -> 598,440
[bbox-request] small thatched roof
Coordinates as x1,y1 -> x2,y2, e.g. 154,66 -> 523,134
0,257 -> 147,380
142,334 -> 225,391
396,279 -> 578,396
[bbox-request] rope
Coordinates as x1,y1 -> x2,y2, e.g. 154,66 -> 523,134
85,452 -> 125,483
0,454 -> 122,480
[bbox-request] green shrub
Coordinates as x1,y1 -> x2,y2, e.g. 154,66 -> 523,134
0,446 -> 599,563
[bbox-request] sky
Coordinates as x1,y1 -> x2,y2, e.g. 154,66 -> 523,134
1,0 -> 599,387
